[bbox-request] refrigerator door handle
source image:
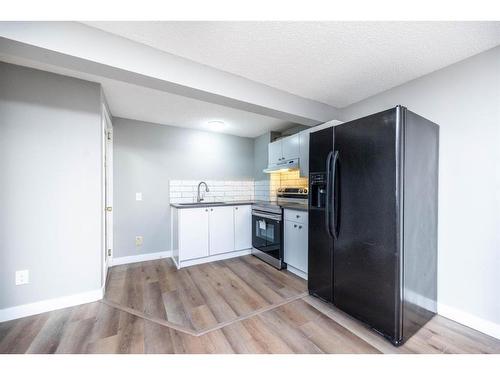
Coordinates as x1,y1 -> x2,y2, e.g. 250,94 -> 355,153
331,151 -> 340,239
325,151 -> 334,237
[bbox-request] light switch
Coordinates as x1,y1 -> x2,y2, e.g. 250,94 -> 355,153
136,192 -> 142,201
15,270 -> 29,285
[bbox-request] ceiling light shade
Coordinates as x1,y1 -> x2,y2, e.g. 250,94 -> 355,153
207,120 -> 226,131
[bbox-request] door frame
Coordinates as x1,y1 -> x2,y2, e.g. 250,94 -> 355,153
101,104 -> 113,289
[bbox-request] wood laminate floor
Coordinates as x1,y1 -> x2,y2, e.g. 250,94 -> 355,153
104,255 -> 308,333
1,256 -> 500,354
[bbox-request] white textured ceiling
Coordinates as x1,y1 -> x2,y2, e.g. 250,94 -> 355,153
0,55 -> 297,138
83,21 -> 500,107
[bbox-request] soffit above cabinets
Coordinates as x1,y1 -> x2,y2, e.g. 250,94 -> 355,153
0,55 -> 301,138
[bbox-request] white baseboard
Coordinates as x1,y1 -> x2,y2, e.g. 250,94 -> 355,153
0,288 -> 104,323
178,249 -> 251,269
438,302 -> 500,340
110,250 -> 172,266
286,265 -> 308,280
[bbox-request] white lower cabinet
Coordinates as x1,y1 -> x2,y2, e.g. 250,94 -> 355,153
208,206 -> 235,255
234,205 -> 252,250
172,204 -> 252,268
284,209 -> 308,277
178,207 -> 209,261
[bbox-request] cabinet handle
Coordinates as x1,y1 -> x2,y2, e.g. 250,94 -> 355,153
235,207 -> 238,210
299,225 -> 302,229
205,209 -> 208,212
294,224 -> 297,228
210,208 -> 213,211
296,215 -> 300,218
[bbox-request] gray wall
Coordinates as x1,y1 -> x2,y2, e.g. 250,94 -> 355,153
113,118 -> 254,258
0,62 -> 102,309
339,46 -> 500,328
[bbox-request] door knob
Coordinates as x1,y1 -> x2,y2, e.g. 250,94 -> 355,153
106,207 -> 112,212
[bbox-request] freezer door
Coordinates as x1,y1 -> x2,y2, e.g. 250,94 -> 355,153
333,107 -> 402,344
309,126 -> 333,173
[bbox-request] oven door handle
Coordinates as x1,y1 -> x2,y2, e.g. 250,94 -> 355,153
252,211 -> 282,221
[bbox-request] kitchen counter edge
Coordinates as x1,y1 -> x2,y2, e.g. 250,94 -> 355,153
170,200 -> 308,211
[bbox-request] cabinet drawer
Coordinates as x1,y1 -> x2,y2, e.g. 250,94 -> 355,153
284,209 -> 308,224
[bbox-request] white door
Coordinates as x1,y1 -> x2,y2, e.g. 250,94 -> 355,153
282,133 -> 300,160
268,139 -> 283,165
234,205 -> 252,250
209,206 -> 235,255
284,220 -> 308,273
102,105 -> 113,288
179,208 -> 209,261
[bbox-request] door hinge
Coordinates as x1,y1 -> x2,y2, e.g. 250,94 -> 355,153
107,131 -> 112,141
107,249 -> 112,257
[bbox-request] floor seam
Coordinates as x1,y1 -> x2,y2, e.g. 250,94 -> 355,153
194,292 -> 308,336
101,299 -> 197,335
102,292 -> 308,337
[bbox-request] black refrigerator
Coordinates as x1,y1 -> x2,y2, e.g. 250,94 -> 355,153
308,106 -> 438,346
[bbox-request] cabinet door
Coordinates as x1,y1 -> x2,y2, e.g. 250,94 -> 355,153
234,205 -> 252,250
179,208 -> 209,261
209,206 -> 235,255
282,133 -> 300,160
268,139 -> 283,165
284,220 -> 308,273
299,130 -> 310,177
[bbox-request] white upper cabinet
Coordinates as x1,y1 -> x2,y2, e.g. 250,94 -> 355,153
282,133 -> 300,160
268,139 -> 283,165
268,134 -> 300,166
208,206 -> 235,256
299,130 -> 310,177
234,205 -> 252,250
178,207 -> 209,261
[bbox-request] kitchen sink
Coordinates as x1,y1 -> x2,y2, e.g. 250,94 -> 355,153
177,202 -> 226,206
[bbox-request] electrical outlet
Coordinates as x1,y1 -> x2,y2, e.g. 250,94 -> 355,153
15,270 -> 30,285
135,236 -> 143,246
136,192 -> 142,201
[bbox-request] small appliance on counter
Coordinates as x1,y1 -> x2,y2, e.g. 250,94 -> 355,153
251,187 -> 308,269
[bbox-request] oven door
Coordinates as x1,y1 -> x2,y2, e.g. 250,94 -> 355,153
252,210 -> 282,261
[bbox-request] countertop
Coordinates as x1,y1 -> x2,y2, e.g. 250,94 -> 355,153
170,200 -> 255,209
170,200 -> 309,211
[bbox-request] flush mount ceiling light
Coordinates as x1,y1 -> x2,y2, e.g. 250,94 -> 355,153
207,120 -> 226,131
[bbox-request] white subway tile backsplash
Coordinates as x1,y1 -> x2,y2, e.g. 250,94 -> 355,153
170,197 -> 194,204
172,186 -> 193,192
169,174 -> 307,205
169,179 -> 255,204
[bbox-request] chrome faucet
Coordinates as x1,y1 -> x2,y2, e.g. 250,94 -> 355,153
197,181 -> 210,202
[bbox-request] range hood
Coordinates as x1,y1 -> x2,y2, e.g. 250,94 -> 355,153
263,158 -> 299,173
